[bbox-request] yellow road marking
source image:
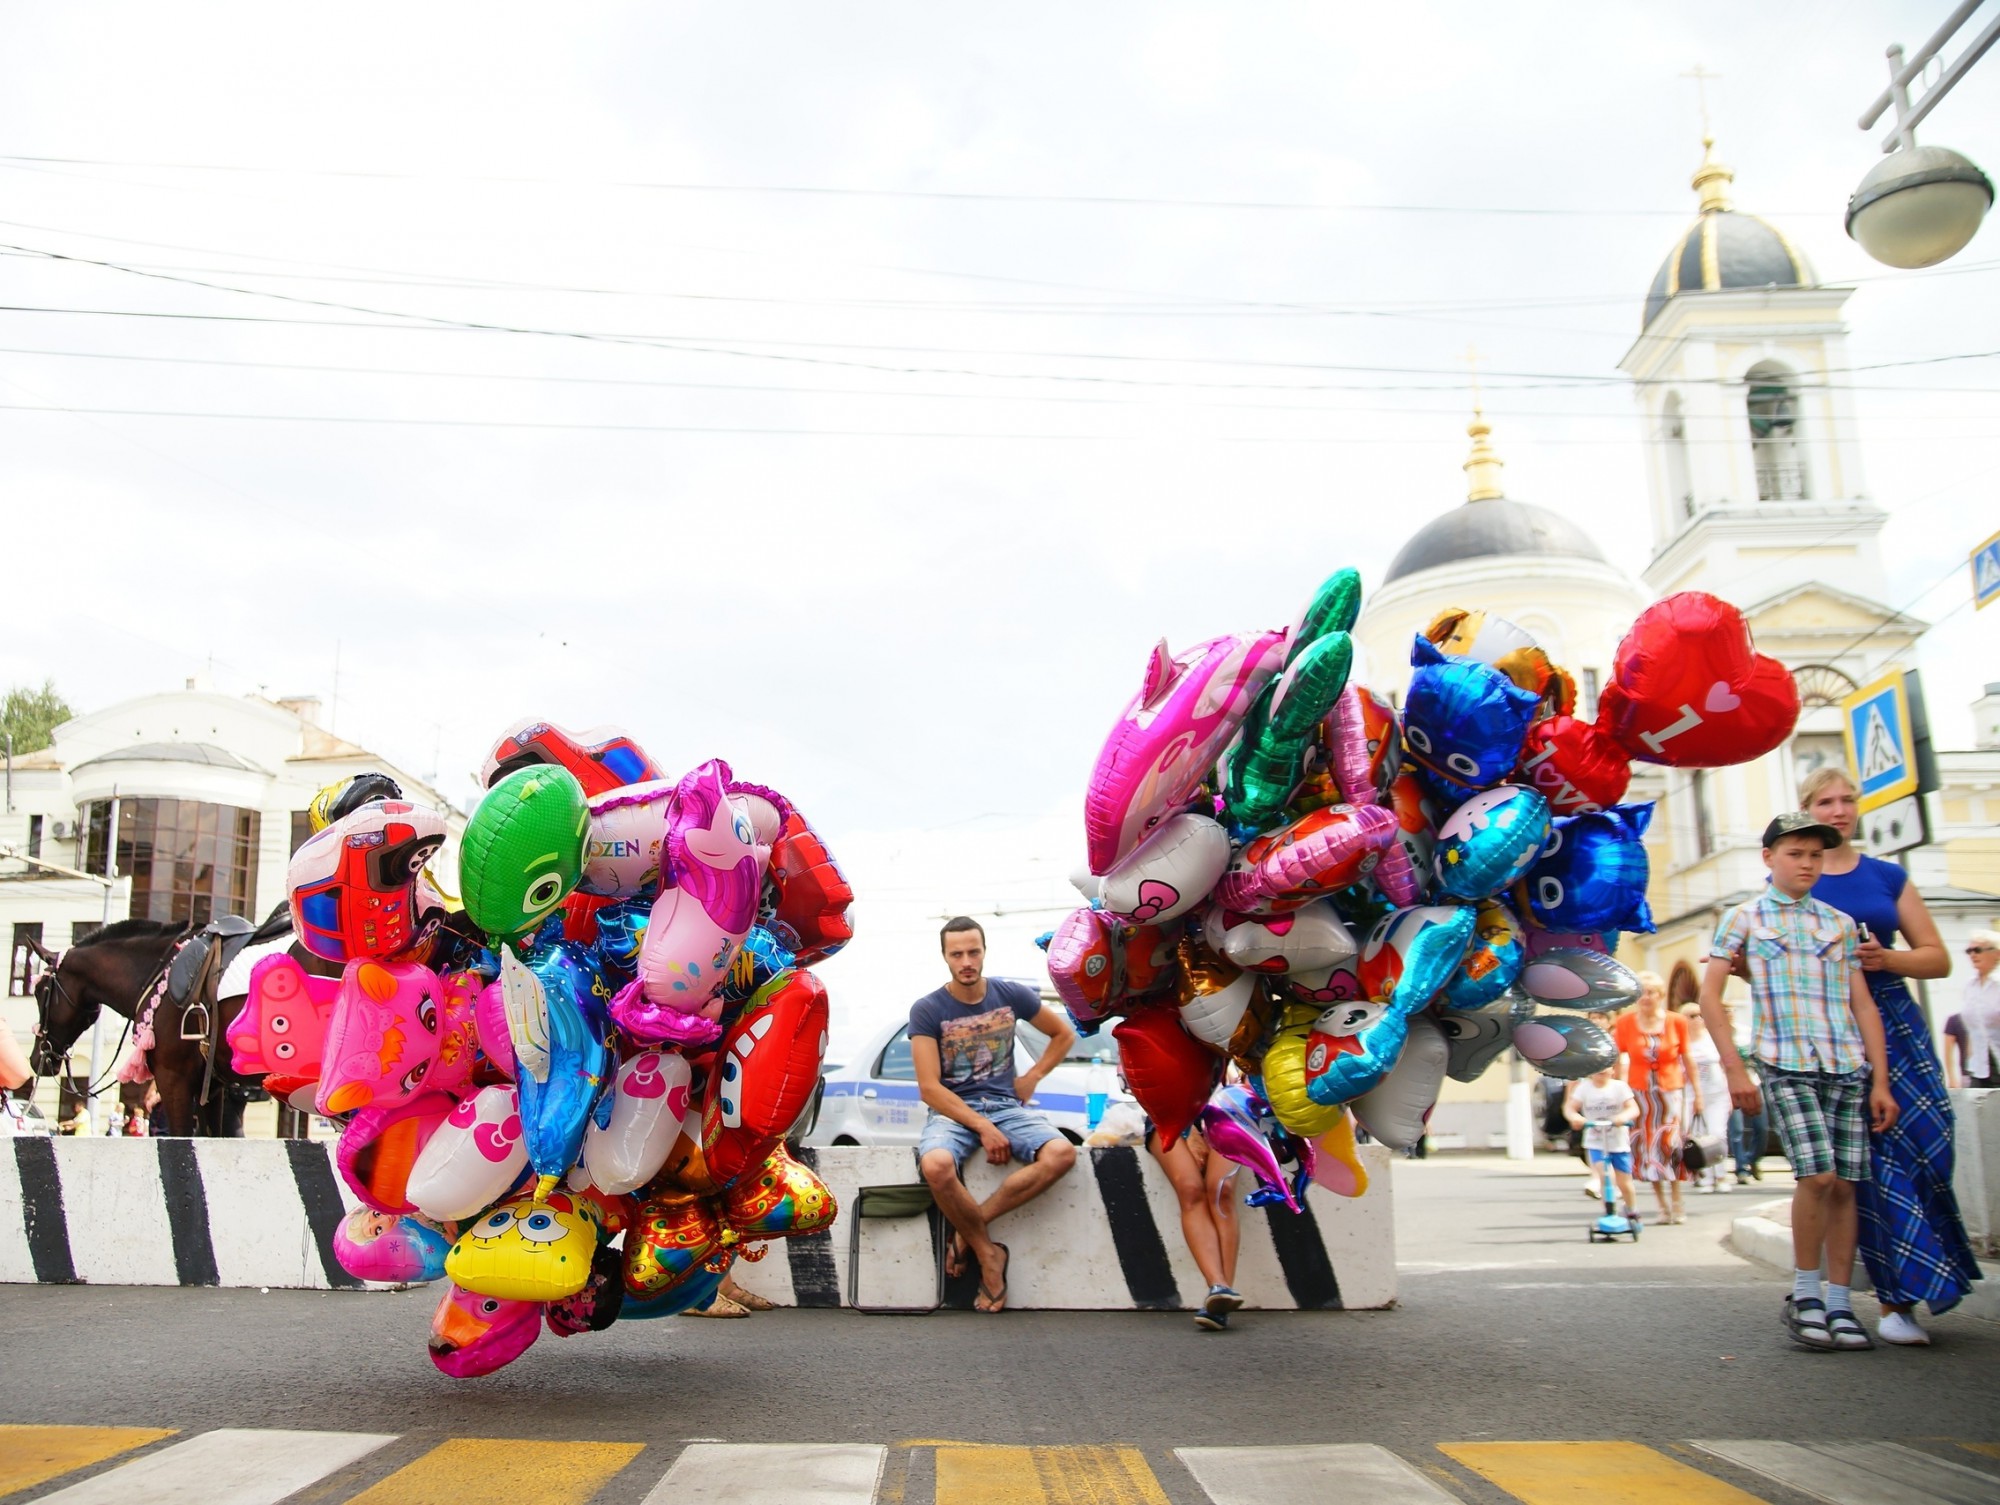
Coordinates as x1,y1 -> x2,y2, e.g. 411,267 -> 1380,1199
0,1425 -> 177,1496
344,1438 -> 645,1505
936,1445 -> 1170,1505
1962,1443 -> 2000,1460
1439,1441 -> 1769,1504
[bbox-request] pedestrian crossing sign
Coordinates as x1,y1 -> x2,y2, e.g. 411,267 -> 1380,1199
1974,529 -> 2000,610
1841,669 -> 1919,813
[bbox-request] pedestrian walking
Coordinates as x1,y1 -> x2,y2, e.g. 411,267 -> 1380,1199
1680,1004 -> 1734,1190
1147,1120 -> 1242,1331
1802,768 -> 1983,1346
1612,975 -> 1697,1224
1700,810 -> 1898,1352
1956,929 -> 2000,1088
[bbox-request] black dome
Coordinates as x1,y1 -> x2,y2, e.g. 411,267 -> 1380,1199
1384,498 -> 1607,584
1643,209 -> 1813,330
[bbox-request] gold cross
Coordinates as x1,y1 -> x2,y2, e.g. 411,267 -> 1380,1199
1681,64 -> 1721,138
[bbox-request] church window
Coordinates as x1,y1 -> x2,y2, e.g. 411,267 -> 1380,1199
1746,362 -> 1809,501
1661,393 -> 1694,518
1691,770 -> 1717,859
1579,668 -> 1600,720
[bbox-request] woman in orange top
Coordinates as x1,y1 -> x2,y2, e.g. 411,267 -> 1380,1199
1612,972 -> 1703,1225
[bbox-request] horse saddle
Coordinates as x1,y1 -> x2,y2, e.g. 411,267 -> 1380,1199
170,914 -> 257,1042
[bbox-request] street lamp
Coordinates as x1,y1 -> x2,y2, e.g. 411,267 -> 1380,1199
1847,7 -> 1998,268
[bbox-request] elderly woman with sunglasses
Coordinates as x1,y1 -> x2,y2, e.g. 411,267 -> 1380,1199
1799,766 -> 1983,1346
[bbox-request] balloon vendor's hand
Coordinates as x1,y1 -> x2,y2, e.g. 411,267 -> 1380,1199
979,1121 -> 1013,1165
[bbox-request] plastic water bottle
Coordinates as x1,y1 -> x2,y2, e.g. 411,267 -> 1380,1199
1086,1053 -> 1112,1130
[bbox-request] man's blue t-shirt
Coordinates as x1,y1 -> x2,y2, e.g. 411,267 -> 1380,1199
908,978 -> 1040,1102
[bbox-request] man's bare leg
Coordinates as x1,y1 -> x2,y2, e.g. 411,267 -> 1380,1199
920,1148 -> 990,1275
968,1139 -> 1077,1305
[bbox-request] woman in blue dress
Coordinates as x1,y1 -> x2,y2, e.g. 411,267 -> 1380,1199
1801,766 -> 1981,1345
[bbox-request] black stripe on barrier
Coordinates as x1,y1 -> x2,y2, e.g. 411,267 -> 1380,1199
286,1139 -> 364,1290
783,1144 -> 841,1308
155,1140 -> 219,1287
14,1137 -> 78,1283
1090,1145 -> 1181,1310
1263,1199 -> 1342,1309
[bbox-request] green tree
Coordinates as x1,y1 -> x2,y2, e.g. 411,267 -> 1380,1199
2,679 -> 74,756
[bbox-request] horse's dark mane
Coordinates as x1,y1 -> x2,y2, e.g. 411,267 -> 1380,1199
72,917 -> 191,949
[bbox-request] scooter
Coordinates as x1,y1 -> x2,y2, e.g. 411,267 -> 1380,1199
1585,1122 -> 1641,1243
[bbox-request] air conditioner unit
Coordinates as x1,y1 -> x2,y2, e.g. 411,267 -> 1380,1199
49,819 -> 75,841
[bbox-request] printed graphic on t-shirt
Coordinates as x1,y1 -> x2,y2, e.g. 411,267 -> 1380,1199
939,1006 -> 1017,1090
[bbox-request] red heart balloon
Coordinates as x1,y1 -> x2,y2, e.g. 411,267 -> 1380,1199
1112,1005 -> 1219,1144
1596,593 -> 1799,768
1514,715 -> 1631,815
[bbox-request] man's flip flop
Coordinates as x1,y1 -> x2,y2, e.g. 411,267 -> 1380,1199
975,1243 -> 1010,1313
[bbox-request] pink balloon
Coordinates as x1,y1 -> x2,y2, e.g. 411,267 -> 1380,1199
429,1282 -> 541,1378
1084,631 -> 1286,875
1214,803 -> 1398,913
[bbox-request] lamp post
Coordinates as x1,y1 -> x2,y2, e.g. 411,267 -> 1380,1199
1847,5 -> 1997,268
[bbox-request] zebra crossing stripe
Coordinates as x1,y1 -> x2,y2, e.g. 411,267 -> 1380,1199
26,1427 -> 397,1505
347,1439 -> 646,1505
1177,1444 -> 1459,1504
0,1425 -> 176,1497
1440,1441 -> 1766,1504
1691,1440 -> 2000,1505
643,1443 -> 887,1504
934,1444 -> 1170,1505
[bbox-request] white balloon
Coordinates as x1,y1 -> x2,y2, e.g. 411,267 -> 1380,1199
1352,1014 -> 1448,1150
1178,970 -> 1258,1047
578,780 -> 674,898
583,1050 -> 694,1195
1100,813 -> 1231,925
1203,898 -> 1357,975
406,1084 -> 527,1222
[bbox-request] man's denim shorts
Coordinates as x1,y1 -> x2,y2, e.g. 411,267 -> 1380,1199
917,1097 -> 1064,1164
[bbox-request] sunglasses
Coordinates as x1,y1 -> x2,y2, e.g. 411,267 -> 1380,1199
1969,946 -> 1995,955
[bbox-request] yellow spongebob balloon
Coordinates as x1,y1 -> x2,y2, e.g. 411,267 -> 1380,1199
1259,1003 -> 1348,1139
443,1190 -> 599,1302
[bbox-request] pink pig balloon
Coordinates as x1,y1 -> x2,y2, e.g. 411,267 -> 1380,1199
407,1084 -> 529,1222
1084,631 -> 1287,875
582,1050 -> 693,1195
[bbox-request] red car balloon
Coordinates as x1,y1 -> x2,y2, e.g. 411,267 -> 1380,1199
1515,715 -> 1631,816
479,717 -> 662,797
1113,1005 -> 1220,1144
1596,593 -> 1799,768
700,967 -> 829,1187
765,811 -> 855,965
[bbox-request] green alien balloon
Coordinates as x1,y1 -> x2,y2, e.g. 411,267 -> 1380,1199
459,765 -> 590,943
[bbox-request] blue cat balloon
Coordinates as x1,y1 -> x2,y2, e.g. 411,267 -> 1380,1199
1522,803 -> 1655,934
1434,784 -> 1551,901
1402,636 -> 1540,801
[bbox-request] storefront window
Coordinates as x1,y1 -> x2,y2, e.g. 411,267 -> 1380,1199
79,798 -> 261,925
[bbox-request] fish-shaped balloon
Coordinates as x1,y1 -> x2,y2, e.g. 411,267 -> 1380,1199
428,1281 -> 541,1378
1197,1083 -> 1312,1215
1512,1013 -> 1618,1079
502,944 -> 610,1199
1519,947 -> 1642,1010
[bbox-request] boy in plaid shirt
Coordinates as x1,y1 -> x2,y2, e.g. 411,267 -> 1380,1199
1698,811 -> 1897,1352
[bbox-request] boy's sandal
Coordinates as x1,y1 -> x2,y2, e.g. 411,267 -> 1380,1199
1826,1309 -> 1875,1350
1783,1295 -> 1836,1350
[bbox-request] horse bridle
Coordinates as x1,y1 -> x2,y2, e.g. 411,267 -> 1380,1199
31,952 -> 138,1102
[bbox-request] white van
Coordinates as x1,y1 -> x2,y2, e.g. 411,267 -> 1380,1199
806,1002 -> 1129,1149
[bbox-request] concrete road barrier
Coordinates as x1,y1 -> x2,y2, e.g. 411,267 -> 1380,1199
2,1138 -> 1396,1309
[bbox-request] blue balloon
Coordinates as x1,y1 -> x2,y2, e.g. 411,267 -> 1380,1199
1359,903 -> 1478,1008
1301,994 -> 1419,1108
592,898 -> 652,977
719,925 -> 796,1007
1523,803 -> 1655,934
524,936 -> 615,1040
501,945 -> 611,1193
620,1265 -> 727,1319
1402,637 -> 1540,801
1433,784 -> 1551,900
1441,900 -> 1527,1010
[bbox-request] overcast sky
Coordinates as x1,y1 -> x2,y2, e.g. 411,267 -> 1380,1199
4,4 -> 1997,1054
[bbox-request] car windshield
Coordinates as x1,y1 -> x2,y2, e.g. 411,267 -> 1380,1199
1017,1022 -> 1120,1067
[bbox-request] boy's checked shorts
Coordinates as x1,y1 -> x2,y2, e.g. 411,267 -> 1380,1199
1759,1062 -> 1870,1181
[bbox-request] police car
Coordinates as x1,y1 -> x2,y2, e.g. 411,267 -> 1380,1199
805,993 -> 1128,1148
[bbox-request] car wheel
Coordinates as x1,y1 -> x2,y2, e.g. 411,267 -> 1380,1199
1060,1128 -> 1083,1146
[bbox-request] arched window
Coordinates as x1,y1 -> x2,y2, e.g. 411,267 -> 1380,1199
1746,361 -> 1809,501
1661,391 -> 1695,518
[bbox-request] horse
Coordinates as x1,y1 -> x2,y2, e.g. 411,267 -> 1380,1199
31,908 -> 328,1136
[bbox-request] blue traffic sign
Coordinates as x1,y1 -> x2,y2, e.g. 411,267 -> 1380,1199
1974,530 -> 2000,611
1842,670 -> 1919,814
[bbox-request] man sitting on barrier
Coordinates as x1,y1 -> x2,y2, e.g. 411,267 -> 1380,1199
912,916 -> 1079,1312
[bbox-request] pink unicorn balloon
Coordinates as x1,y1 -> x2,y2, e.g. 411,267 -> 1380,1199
315,960 -> 481,1118
1084,631 -> 1287,875
622,760 -> 770,1045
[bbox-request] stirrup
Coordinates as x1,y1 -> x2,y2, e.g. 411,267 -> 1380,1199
179,1003 -> 211,1042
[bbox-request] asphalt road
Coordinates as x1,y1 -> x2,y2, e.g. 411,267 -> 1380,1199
4,1153 -> 1996,1505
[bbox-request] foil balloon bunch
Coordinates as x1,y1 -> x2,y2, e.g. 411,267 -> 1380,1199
1048,576 -> 1798,1201
229,717 -> 853,1377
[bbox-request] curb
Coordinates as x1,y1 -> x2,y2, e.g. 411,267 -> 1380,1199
1729,1198 -> 2000,1322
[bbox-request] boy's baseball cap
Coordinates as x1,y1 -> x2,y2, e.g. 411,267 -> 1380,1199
1761,810 -> 1842,849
